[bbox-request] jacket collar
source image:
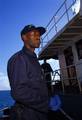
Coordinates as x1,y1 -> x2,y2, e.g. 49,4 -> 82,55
22,46 -> 37,58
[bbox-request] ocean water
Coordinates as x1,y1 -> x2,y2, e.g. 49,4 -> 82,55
0,90 -> 14,110
0,90 -> 14,117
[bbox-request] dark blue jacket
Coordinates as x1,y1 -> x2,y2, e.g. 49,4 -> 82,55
7,46 -> 48,113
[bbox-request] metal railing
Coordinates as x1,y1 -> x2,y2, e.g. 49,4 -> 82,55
45,63 -> 82,94
0,63 -> 82,118
37,0 -> 80,54
0,107 -> 9,119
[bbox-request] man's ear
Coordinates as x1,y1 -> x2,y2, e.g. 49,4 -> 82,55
21,34 -> 28,41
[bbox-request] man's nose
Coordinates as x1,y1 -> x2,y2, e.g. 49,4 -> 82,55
36,36 -> 40,40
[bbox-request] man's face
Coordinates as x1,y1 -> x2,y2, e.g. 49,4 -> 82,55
22,30 -> 41,48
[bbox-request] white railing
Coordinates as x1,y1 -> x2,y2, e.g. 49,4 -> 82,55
36,0 -> 80,55
45,63 -> 82,94
0,107 -> 9,119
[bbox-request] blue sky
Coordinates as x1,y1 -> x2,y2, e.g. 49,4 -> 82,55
0,0 -> 63,73
0,0 -> 62,90
0,0 -> 79,90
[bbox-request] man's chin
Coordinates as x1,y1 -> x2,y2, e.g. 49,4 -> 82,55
35,44 -> 40,48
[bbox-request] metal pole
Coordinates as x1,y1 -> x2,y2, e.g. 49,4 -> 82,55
61,77 -> 65,94
77,77 -> 82,93
65,0 -> 70,22
80,0 -> 82,15
46,33 -> 49,42
41,37 -> 43,48
59,108 -> 74,120
54,16 -> 57,33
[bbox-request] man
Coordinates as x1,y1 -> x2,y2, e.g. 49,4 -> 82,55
41,59 -> 53,96
7,24 -> 49,120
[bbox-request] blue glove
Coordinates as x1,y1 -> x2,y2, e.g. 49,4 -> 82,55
49,95 -> 61,111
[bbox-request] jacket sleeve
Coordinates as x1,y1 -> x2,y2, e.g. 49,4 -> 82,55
7,55 -> 42,106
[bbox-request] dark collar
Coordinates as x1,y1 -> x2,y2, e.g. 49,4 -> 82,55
22,46 -> 37,58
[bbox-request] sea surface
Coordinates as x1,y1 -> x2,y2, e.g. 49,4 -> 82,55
0,90 -> 14,110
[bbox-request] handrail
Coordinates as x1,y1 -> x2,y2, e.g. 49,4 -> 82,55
46,0 -> 67,28
0,107 -> 9,112
43,62 -> 82,94
0,107 -> 10,119
38,0 -> 79,54
42,0 -> 77,41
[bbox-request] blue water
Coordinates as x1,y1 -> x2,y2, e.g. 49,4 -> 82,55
0,90 -> 14,110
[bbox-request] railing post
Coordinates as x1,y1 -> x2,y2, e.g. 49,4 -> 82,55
41,37 -> 43,49
61,77 -> 65,94
54,16 -> 57,33
46,33 -> 49,42
77,78 -> 82,93
65,0 -> 70,22
80,0 -> 82,15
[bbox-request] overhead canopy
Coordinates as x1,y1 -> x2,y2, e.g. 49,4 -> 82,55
38,13 -> 82,60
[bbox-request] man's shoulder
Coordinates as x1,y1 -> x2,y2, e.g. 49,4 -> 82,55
8,50 -> 23,64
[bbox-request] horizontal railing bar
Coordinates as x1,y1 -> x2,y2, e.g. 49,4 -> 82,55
42,0 -> 76,42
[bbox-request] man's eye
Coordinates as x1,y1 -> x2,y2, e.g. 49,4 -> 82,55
30,32 -> 35,35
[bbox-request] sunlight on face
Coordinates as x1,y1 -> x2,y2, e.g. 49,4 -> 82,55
28,30 -> 40,38
25,30 -> 41,48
